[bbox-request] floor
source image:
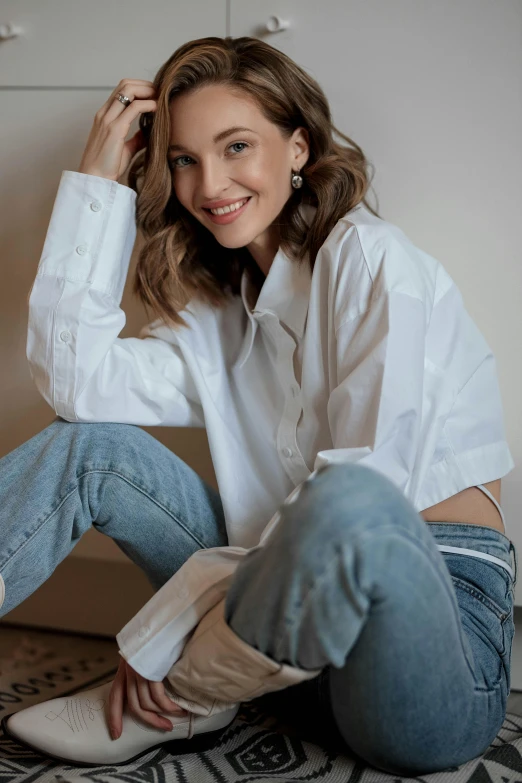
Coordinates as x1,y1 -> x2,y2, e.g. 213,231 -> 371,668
0,621 -> 119,678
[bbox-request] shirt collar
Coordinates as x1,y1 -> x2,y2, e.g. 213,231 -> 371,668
236,202 -> 317,369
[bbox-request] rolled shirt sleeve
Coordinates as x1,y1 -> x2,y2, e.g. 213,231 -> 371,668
116,546 -> 250,681
26,171 -> 204,426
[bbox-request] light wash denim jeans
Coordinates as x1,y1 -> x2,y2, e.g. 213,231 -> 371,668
0,417 -> 517,775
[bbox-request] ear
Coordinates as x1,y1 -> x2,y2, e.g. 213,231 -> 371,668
291,127 -> 310,170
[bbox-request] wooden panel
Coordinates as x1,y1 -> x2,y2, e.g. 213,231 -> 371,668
2,556 -> 156,636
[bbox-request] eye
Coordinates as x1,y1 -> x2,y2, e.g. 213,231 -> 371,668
229,142 -> 249,154
170,155 -> 192,169
169,141 -> 250,169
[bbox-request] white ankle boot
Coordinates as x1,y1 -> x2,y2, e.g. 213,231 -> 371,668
1,680 -> 239,766
2,597 -> 321,766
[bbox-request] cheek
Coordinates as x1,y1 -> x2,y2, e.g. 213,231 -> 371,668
248,156 -> 288,194
245,173 -> 278,201
239,154 -> 271,185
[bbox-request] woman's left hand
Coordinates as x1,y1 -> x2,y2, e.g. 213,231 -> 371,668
108,657 -> 189,739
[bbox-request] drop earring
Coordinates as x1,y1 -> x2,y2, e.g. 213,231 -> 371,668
291,169 -> 303,189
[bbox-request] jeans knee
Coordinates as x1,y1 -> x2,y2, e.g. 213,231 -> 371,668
311,463 -> 408,512
281,463 -> 415,556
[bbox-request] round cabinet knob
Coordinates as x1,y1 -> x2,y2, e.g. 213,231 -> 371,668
265,16 -> 290,33
0,23 -> 24,41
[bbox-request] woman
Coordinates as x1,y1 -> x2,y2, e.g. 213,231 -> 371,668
0,36 -> 516,774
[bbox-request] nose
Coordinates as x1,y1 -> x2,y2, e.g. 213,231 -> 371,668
199,158 -> 231,203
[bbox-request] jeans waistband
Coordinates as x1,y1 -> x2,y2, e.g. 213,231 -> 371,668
425,522 -> 517,585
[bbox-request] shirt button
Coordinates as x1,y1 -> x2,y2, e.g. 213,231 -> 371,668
90,200 -> 102,212
138,626 -> 150,638
177,585 -> 189,600
282,446 -> 293,458
76,244 -> 89,255
60,330 -> 71,342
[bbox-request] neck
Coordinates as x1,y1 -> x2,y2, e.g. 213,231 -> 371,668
246,228 -> 280,277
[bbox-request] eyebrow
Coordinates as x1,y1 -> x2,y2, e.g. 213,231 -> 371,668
168,126 -> 258,154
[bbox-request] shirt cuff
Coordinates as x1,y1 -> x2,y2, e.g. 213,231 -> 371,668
115,547 -> 248,681
37,170 -> 137,301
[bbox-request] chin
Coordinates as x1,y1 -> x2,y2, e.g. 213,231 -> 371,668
212,226 -> 261,249
213,236 -> 250,249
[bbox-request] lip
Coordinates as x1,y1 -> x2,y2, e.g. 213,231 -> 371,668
204,197 -> 251,225
201,196 -> 251,209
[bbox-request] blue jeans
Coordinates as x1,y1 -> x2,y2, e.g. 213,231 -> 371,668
0,418 -> 516,775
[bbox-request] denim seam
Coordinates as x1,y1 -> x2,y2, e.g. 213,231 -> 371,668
0,468 -> 208,571
451,577 -> 508,622
79,469 -> 209,549
284,525 -> 476,682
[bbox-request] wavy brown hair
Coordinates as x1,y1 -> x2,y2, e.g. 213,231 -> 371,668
128,36 -> 382,330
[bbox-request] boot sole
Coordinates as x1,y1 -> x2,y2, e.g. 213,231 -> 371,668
0,711 -> 233,767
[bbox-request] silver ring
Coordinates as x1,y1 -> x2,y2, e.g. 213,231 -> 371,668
116,93 -> 132,106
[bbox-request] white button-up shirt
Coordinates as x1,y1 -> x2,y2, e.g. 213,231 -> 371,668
27,170 -> 515,680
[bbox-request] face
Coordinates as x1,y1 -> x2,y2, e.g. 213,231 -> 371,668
167,84 -> 309,273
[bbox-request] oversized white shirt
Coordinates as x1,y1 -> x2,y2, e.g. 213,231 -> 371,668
26,170 -> 515,680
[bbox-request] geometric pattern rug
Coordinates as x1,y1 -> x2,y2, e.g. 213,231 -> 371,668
1,645 -> 522,782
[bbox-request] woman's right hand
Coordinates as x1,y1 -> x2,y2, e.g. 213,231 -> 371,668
78,79 -> 158,182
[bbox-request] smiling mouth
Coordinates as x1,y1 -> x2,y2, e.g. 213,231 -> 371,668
203,197 -> 251,215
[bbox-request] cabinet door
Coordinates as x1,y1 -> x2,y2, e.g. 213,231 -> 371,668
0,0 -> 226,85
0,3 -> 224,632
231,0 -> 522,594
1,0 -> 226,459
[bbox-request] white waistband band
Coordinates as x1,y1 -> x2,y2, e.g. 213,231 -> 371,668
437,544 -> 514,581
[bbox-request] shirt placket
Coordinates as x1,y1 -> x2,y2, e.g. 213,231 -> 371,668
260,313 -> 310,485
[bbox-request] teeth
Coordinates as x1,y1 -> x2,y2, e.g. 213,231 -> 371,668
209,198 -> 248,215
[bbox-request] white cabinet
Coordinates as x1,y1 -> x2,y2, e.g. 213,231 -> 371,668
0,0 -> 227,461
0,0 -> 226,85
0,2 -> 225,633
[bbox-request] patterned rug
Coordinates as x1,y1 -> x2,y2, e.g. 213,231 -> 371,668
1,646 -> 522,782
